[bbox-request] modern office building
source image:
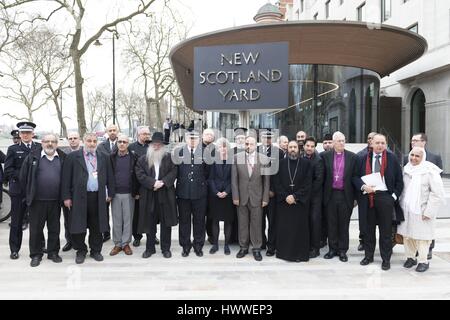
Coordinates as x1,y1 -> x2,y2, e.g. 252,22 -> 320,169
289,0 -> 450,172
170,1 -> 432,167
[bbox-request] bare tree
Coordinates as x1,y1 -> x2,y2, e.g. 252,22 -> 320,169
1,0 -> 165,137
117,89 -> 146,136
0,32 -> 50,121
123,6 -> 188,130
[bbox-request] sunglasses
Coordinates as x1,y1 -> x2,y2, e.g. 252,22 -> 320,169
118,140 -> 128,144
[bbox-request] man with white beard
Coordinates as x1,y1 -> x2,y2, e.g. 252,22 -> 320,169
135,132 -> 178,258
20,134 -> 66,267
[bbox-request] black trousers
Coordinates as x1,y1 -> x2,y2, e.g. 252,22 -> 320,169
146,193 -> 172,253
211,219 -> 232,246
365,192 -> 395,262
72,192 -> 103,254
29,200 -> 61,258
9,195 -> 27,253
132,199 -> 143,241
321,204 -> 328,244
309,195 -> 322,251
326,191 -> 352,253
62,206 -> 72,244
103,202 -> 111,236
357,199 -> 367,244
164,129 -> 170,143
262,196 -> 277,250
178,198 -> 206,251
205,205 -> 214,241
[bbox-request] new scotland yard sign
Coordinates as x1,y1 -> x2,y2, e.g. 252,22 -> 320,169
193,42 -> 289,110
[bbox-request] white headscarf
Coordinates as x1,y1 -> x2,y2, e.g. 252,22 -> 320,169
401,147 -> 443,215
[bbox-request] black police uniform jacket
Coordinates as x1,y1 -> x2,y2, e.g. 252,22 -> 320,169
4,142 -> 42,196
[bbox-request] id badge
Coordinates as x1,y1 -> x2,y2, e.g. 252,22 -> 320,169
92,171 -> 98,179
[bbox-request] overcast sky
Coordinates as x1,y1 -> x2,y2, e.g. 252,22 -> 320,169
0,0 -> 270,133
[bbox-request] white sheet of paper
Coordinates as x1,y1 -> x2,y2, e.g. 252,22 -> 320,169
361,172 -> 384,190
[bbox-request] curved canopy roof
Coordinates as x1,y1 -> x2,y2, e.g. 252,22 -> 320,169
170,21 -> 427,110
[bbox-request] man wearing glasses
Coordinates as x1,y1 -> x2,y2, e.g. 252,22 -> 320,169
20,134 -> 66,267
403,132 -> 443,260
109,135 -> 139,256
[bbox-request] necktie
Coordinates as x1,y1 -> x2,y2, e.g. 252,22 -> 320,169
374,154 -> 381,173
191,148 -> 194,164
27,143 -> 31,149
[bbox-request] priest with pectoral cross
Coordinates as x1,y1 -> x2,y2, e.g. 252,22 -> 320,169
273,141 -> 313,262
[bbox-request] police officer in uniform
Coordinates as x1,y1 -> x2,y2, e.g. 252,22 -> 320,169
174,129 -> 209,257
4,122 -> 41,259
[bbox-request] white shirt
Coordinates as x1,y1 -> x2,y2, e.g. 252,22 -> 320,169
154,161 -> 160,180
41,150 -> 58,162
372,153 -> 388,191
163,121 -> 170,130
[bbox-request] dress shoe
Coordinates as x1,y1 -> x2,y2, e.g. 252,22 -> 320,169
75,252 -> 86,264
162,251 -> 172,258
339,252 -> 348,262
224,245 -> 231,255
123,245 -> 133,256
109,246 -> 122,256
194,249 -> 204,257
155,237 -> 160,245
142,250 -> 155,259
309,249 -> 320,259
266,249 -> 275,257
324,251 -> 337,259
90,252 -> 104,262
381,261 -> 391,271
209,245 -> 218,254
62,242 -> 73,252
360,257 -> 374,266
403,258 -> 417,269
30,257 -> 42,267
357,242 -> 364,252
48,254 -> 62,263
10,252 -> 19,260
42,247 -> 48,254
133,239 -> 141,247
416,263 -> 429,273
102,233 -> 111,243
253,251 -> 263,261
181,249 -> 190,257
236,249 -> 248,258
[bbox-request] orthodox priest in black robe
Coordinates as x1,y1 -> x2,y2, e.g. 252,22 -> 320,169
273,141 -> 313,262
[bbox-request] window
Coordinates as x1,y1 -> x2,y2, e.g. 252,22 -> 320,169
357,2 -> 365,21
314,12 -> 318,20
381,0 -> 392,22
408,23 -> 418,33
325,0 -> 330,19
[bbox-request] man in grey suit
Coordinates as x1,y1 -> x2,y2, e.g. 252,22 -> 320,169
232,136 -> 270,261
403,132 -> 443,259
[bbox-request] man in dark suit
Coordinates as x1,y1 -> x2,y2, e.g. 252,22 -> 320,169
97,124 -> 119,242
319,133 -> 333,248
258,129 -> 284,256
322,132 -> 358,263
403,132 -> 443,259
62,133 -> 115,264
174,129 -> 209,257
4,122 -> 42,260
355,132 -> 377,252
303,137 -> 324,258
354,133 -> 404,271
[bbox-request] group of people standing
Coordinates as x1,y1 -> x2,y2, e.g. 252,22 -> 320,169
1,122 -> 446,273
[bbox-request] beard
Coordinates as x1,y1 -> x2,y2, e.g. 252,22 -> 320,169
44,147 -> 56,155
146,146 -> 165,168
288,152 -> 299,160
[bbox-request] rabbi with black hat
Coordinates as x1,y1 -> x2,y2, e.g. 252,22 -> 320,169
4,122 -> 42,260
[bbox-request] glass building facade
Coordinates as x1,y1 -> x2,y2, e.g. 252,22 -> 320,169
207,64 -> 380,142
